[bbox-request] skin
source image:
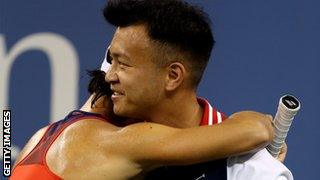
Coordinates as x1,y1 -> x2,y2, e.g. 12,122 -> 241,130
13,95 -> 273,180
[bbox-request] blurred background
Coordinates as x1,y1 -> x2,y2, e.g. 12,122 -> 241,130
1,0 -> 319,179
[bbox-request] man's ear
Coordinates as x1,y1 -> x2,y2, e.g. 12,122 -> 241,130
165,62 -> 186,91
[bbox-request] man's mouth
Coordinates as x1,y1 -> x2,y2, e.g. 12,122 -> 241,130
111,90 -> 125,100
113,92 -> 124,96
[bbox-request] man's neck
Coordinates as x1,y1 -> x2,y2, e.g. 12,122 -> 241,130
148,92 -> 203,128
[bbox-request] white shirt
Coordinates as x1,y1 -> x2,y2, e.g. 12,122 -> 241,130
227,148 -> 293,180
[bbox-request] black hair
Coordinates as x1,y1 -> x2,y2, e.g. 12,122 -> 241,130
87,69 -> 135,125
87,70 -> 112,108
103,0 -> 215,87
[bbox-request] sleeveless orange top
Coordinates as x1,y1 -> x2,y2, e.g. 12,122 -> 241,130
10,110 -> 108,180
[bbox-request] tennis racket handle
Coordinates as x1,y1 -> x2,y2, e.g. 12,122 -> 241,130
267,95 -> 301,157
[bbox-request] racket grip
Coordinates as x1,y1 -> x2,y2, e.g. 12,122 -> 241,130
267,95 -> 301,157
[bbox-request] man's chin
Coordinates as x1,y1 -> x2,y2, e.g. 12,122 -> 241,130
113,106 -> 139,119
113,106 -> 127,117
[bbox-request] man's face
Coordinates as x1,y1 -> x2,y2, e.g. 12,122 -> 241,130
105,24 -> 166,119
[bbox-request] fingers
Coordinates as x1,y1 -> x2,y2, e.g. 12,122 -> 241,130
276,143 -> 288,163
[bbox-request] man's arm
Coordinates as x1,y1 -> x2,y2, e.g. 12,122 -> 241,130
110,111 -> 274,167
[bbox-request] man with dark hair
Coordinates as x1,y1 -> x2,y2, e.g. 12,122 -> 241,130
102,0 -> 293,179
104,0 -> 213,88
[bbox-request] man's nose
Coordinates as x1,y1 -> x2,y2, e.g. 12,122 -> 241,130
105,64 -> 118,83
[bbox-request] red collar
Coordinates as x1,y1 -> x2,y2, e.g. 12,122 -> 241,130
197,97 -> 213,126
198,97 -> 225,126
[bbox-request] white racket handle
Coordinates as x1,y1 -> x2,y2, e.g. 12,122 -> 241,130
267,95 -> 301,157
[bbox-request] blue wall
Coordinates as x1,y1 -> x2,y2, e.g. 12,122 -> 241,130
1,0 -> 319,179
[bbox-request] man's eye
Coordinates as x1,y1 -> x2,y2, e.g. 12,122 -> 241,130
118,61 -> 127,67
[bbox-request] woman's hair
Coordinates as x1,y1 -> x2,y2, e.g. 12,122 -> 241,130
87,70 -> 112,108
87,69 -> 131,125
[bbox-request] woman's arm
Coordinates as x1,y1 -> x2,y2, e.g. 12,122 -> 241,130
112,111 -> 274,167
12,126 -> 49,169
